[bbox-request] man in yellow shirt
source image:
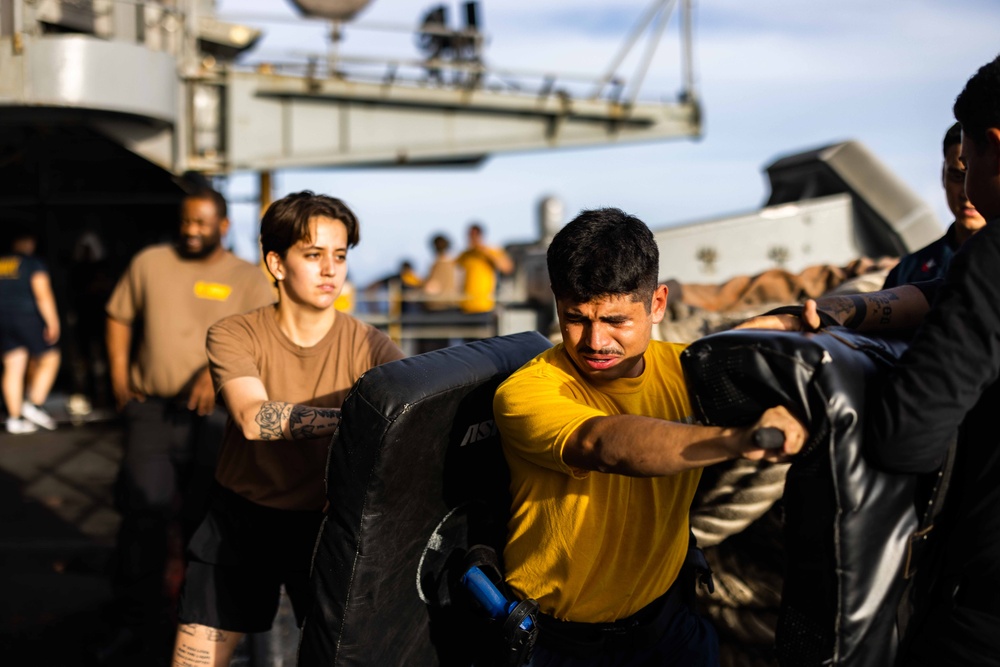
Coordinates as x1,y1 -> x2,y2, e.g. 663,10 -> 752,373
493,208 -> 805,665
457,223 -> 513,313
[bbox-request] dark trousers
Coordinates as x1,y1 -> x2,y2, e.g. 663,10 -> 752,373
111,398 -> 226,628
528,599 -> 719,667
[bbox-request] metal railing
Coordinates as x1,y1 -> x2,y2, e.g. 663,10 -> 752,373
351,279 -> 500,347
217,0 -> 696,106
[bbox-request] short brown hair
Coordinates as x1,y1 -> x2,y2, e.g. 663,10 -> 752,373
260,191 -> 360,258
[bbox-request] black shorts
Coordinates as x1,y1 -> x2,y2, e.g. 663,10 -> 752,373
0,311 -> 55,355
177,484 -> 325,633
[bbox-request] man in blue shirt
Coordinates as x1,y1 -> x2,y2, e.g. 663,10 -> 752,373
882,122 -> 986,287
742,55 -> 1000,665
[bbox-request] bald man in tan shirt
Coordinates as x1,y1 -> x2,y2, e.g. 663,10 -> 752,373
103,188 -> 274,661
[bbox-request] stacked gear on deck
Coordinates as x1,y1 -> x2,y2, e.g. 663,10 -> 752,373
681,327 -> 916,667
299,332 -> 552,667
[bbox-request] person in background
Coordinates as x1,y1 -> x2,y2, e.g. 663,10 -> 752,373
68,228 -> 115,417
400,260 -> 423,289
102,187 -> 275,663
171,191 -> 404,667
457,223 -> 513,314
414,233 -> 462,353
883,122 -> 986,287
362,260 -> 423,315
737,55 -> 1000,666
0,230 -> 60,434
400,259 -> 423,314
422,233 -> 460,312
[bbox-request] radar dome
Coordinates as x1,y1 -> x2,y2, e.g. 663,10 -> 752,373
287,0 -> 374,21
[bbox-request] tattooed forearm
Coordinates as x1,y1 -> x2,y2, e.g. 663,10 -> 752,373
865,291 -> 900,327
206,628 -> 228,642
818,295 -> 864,328
173,624 -> 229,667
818,292 -> 900,330
250,401 -> 340,441
844,295 -> 867,328
256,401 -> 293,440
289,404 -> 341,440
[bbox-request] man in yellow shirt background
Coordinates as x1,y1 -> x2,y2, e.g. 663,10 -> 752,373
493,208 -> 805,666
457,223 -> 513,314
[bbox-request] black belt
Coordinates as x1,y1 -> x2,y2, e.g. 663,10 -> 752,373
535,584 -> 685,657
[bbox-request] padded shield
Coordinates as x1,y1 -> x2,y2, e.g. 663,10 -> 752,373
680,328 -> 917,667
299,332 -> 553,667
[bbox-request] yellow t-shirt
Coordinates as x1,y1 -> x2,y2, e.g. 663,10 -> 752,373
493,340 -> 701,622
457,246 -> 509,313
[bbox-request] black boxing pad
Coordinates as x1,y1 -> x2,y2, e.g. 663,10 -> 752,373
299,331 -> 552,667
681,328 -> 916,667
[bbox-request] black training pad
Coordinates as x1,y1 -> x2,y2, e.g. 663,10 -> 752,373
298,332 -> 552,667
681,328 -> 916,667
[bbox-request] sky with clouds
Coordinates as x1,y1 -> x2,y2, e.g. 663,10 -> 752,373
216,0 -> 1000,286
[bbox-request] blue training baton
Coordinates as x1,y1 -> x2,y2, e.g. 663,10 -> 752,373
461,565 -> 534,631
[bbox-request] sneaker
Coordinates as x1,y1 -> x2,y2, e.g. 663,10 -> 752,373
67,393 -> 92,417
6,417 -> 38,434
21,402 -> 56,430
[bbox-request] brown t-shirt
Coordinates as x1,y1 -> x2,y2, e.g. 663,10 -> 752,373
106,245 -> 275,398
208,305 -> 405,510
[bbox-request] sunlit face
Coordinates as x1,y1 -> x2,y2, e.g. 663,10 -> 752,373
942,143 -> 986,236
556,285 -> 668,385
178,197 -> 228,258
269,216 -> 349,311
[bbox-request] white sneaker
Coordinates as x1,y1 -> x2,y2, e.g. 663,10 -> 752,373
6,417 -> 38,434
67,394 -> 92,417
21,402 -> 56,430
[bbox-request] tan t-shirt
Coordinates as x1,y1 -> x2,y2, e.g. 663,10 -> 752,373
208,305 -> 405,510
422,256 -> 460,311
106,245 -> 275,398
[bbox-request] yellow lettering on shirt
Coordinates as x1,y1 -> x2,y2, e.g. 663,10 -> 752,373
0,257 -> 21,279
193,281 -> 232,301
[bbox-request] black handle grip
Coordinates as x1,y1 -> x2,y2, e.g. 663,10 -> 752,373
753,427 -> 784,450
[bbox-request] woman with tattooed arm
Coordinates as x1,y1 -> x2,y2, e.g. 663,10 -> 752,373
171,192 -> 404,667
